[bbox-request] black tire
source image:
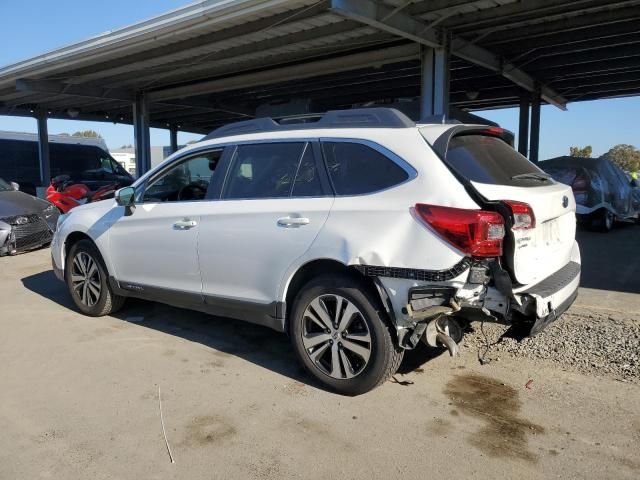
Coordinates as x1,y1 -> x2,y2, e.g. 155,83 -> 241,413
290,274 -> 403,396
65,239 -> 125,316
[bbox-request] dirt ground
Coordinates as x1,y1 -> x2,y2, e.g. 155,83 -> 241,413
1,233 -> 639,479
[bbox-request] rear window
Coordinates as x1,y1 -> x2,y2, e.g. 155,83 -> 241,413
443,134 -> 550,187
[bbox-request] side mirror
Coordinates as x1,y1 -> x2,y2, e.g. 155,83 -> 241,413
630,179 -> 638,188
115,186 -> 135,207
10,182 -> 19,191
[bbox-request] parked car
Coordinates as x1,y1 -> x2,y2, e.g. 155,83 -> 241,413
540,156 -> 637,231
0,177 -> 59,256
51,108 -> 580,395
0,131 -> 134,196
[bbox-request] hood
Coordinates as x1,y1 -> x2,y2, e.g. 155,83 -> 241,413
0,190 -> 49,218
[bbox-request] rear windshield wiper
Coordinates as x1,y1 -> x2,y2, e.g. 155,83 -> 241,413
511,172 -> 552,181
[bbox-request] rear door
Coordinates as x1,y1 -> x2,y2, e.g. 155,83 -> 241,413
197,141 -> 333,312
424,129 -> 576,286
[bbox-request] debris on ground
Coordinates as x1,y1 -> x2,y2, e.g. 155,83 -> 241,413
462,310 -> 640,383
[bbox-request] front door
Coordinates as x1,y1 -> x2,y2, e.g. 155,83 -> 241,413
108,148 -> 225,297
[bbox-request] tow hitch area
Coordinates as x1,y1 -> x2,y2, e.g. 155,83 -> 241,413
406,286 -> 463,356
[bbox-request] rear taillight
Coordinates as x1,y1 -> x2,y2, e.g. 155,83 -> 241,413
415,204 -> 505,257
502,200 -> 536,230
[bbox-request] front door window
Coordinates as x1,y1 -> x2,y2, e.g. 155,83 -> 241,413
142,150 -> 222,202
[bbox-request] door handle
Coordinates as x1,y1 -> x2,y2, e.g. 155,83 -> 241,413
277,216 -> 310,228
173,219 -> 198,230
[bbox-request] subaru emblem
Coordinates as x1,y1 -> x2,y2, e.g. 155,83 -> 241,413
15,216 -> 28,225
562,196 -> 569,208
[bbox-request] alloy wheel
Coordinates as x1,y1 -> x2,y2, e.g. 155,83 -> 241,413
70,252 -> 101,307
301,294 -> 372,379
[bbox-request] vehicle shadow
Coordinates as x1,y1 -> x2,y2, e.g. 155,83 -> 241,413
21,269 -> 435,390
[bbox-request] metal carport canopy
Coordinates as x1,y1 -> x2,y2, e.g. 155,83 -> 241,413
0,0 -> 639,134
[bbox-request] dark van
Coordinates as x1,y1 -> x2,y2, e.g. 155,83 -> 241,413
0,131 -> 133,196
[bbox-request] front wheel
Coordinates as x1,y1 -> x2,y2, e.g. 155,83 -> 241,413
66,239 -> 125,316
290,274 -> 403,395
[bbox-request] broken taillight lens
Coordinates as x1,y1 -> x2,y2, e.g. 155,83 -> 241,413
415,204 -> 505,257
502,200 -> 536,230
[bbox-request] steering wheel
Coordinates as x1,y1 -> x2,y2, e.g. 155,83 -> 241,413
177,180 -> 208,201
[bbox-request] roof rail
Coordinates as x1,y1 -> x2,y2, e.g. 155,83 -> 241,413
202,107 -> 414,141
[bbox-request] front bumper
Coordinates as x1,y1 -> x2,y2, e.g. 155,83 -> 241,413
0,213 -> 55,256
52,253 -> 64,281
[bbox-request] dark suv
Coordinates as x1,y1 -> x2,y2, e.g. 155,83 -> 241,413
0,136 -> 133,195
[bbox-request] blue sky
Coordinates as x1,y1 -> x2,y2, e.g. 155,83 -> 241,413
1,0 -> 638,157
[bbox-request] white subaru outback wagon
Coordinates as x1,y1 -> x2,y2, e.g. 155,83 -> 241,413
52,108 -> 580,395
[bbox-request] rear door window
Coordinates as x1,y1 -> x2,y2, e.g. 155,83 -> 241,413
436,133 -> 550,187
320,141 -> 409,195
222,142 -> 306,200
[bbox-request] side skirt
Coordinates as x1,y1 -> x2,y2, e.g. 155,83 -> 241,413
109,277 -> 286,332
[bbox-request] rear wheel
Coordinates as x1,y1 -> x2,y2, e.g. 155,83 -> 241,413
66,239 -> 125,316
290,274 -> 403,395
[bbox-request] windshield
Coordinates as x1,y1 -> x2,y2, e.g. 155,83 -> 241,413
424,130 -> 551,187
0,178 -> 13,192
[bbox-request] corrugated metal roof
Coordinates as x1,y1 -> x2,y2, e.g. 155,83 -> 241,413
0,0 -> 638,133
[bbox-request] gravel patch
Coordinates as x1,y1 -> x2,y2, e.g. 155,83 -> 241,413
461,310 -> 640,383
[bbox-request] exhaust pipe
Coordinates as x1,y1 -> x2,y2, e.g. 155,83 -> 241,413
436,331 -> 459,357
423,316 -> 463,357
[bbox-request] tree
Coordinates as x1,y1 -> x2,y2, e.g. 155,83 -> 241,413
569,145 -> 592,158
120,144 -> 133,149
600,144 -> 640,172
72,130 -> 102,139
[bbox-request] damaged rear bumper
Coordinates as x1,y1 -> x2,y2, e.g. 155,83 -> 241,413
365,248 -> 581,348
512,261 -> 580,335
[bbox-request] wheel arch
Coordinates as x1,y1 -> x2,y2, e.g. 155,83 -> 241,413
282,258 -> 394,336
63,231 -> 108,274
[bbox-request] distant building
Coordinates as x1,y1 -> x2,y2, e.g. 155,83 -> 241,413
111,152 -> 136,175
109,145 -> 185,177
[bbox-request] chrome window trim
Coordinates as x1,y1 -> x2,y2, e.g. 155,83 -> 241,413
133,136 -> 417,201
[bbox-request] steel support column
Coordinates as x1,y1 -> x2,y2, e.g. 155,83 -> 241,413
133,93 -> 151,176
169,125 -> 178,154
36,110 -> 51,190
529,87 -> 541,163
419,38 -> 450,119
518,92 -> 530,157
